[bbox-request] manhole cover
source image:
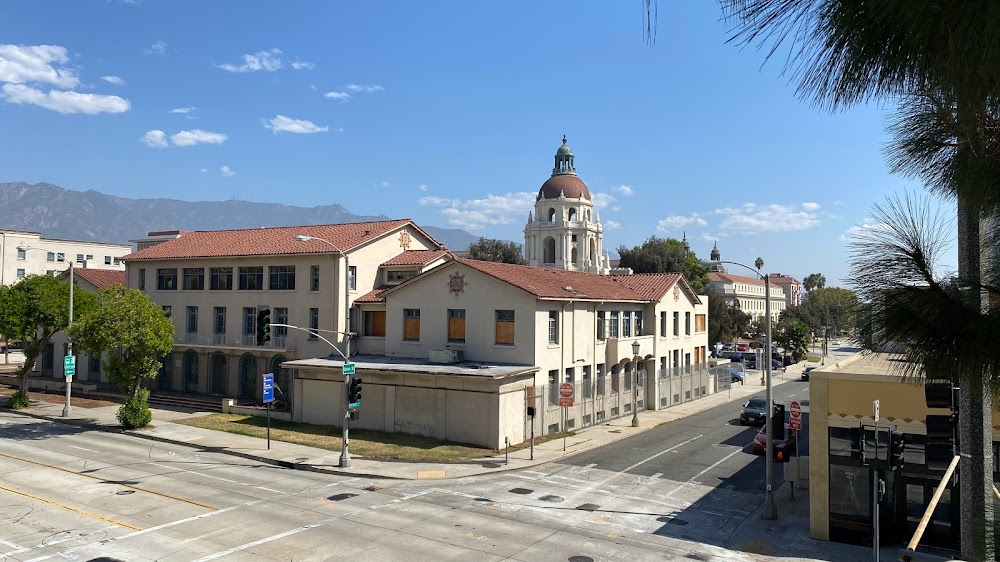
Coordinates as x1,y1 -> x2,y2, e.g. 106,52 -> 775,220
569,557 -> 595,562
328,493 -> 358,502
575,503 -> 600,511
668,518 -> 689,526
508,488 -> 533,495
539,495 -> 563,503
115,490 -> 135,496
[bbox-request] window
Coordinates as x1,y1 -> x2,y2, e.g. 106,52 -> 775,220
403,309 -> 421,341
138,269 -> 145,290
549,370 -> 559,404
685,312 -> 691,335
348,266 -> 357,290
610,311 -> 620,338
46,270 -> 55,276
364,311 -> 386,337
16,248 -> 26,260
46,251 -> 54,262
186,306 -> 198,334
86,254 -> 93,261
56,252 -> 64,262
660,311 -> 667,337
597,311 -> 606,340
113,257 -> 121,266
162,305 -> 172,318
76,253 -> 84,263
182,268 -> 205,290
243,307 -> 256,336
310,266 -> 320,291
269,266 -> 296,290
308,308 -> 319,339
89,353 -> 101,374
548,311 -> 559,344
673,312 -> 679,336
16,268 -> 25,279
274,307 -> 288,338
214,307 -> 226,335
104,256 -> 112,265
157,268 -> 178,290
622,311 -> 631,338
210,267 -> 233,290
495,310 -> 515,345
583,366 -> 592,398
448,309 -> 466,343
238,266 -> 264,290
387,270 -> 416,283
635,311 -> 643,335
695,314 -> 706,333
597,364 -> 606,395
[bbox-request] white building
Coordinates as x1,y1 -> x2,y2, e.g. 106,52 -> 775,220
0,229 -> 129,285
707,271 -> 786,322
767,273 -> 803,309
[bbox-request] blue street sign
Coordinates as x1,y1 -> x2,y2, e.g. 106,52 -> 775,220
262,373 -> 274,403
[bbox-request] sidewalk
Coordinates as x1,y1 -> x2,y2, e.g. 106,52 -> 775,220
4,364 -> 807,481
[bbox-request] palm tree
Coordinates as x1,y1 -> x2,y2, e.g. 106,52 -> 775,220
802,273 -> 826,292
722,1 -> 1000,556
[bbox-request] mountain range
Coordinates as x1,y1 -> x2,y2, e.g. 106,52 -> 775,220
0,182 -> 482,251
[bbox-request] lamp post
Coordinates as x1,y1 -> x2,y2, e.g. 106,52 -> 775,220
17,246 -> 74,417
294,234 -> 353,468
631,340 -> 640,427
719,258 -> 778,520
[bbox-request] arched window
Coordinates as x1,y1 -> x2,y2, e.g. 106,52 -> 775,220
543,237 -> 556,264
586,209 -> 591,221
239,353 -> 257,400
589,239 -> 596,265
571,246 -> 579,265
210,351 -> 228,395
157,354 -> 172,391
182,349 -> 199,393
568,208 -> 577,222
548,208 -> 556,223
270,355 -> 289,408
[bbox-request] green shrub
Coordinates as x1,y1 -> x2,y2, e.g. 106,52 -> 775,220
8,391 -> 29,409
116,388 -> 153,429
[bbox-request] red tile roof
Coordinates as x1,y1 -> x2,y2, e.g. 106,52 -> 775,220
381,249 -> 452,266
708,271 -> 765,286
609,273 -> 702,304
767,273 -> 800,284
452,259 -> 647,301
355,285 -> 392,303
71,268 -> 125,289
123,220 -> 441,261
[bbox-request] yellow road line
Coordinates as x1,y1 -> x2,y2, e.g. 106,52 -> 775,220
0,483 -> 140,531
0,451 -> 217,510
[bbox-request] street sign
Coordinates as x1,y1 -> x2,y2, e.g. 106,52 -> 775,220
262,373 -> 274,403
789,400 -> 801,419
789,417 -> 802,430
558,382 -> 574,407
63,355 -> 76,378
873,399 -> 880,422
343,362 -> 355,376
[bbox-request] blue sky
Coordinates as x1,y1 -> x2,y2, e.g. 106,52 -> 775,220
0,1 -> 957,285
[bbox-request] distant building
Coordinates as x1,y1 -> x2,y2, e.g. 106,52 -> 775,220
707,271 -> 786,322
0,229 -> 129,285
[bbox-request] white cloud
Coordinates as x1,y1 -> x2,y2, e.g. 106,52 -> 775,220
217,48 -> 283,72
170,129 -> 228,146
263,114 -> 328,134
345,83 -> 383,93
144,41 -> 168,56
0,44 -> 78,88
801,202 -> 821,211
291,61 -> 315,70
323,91 -> 350,101
712,202 -> 821,234
220,165 -> 235,177
2,83 -> 129,114
698,232 -> 721,242
833,200 -> 845,206
590,192 -> 620,212
140,129 -> 168,148
611,185 -> 634,197
373,181 -> 391,188
101,75 -> 126,86
838,218 -> 885,241
604,220 -> 621,230
200,168 -> 208,173
656,213 -> 708,231
418,184 -> 428,192
308,83 -> 318,91
419,191 -> 536,230
169,106 -> 197,114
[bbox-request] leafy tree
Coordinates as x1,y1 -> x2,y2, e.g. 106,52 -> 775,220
705,287 -> 751,344
68,286 -> 174,427
780,287 -> 858,337
0,275 -> 97,398
618,236 -> 710,290
467,238 -> 526,265
747,316 -> 768,342
774,320 -> 811,361
802,273 -> 826,292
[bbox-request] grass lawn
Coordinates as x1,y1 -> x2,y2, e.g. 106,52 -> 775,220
805,354 -> 822,363
177,413 -> 500,462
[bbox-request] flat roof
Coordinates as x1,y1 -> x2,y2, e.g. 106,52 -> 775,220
282,354 -> 538,379
813,352 -> 920,381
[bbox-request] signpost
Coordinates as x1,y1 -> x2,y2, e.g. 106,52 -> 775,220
63,355 -> 75,378
873,399 -> 881,562
789,400 -> 802,500
559,383 -> 574,451
262,373 -> 274,449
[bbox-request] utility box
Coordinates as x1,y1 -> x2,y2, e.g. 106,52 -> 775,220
787,456 -> 810,489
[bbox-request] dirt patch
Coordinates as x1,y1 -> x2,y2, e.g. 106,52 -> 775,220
28,391 -> 120,409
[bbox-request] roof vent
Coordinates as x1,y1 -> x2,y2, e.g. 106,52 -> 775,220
564,286 -> 574,292
364,229 -> 371,236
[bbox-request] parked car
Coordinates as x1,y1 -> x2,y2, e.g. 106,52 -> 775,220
752,422 -> 797,454
801,366 -> 817,381
740,396 -> 769,425
730,368 -> 746,384
736,343 -> 750,352
1,341 -> 24,352
721,343 -> 736,352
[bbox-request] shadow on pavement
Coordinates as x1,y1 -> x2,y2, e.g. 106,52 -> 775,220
0,419 -> 91,441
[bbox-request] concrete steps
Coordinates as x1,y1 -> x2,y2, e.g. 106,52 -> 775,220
146,392 -> 225,412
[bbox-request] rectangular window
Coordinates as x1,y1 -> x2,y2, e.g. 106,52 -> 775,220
186,306 -> 198,334
548,310 -> 559,344
243,307 -> 256,336
16,248 -> 27,260
583,366 -> 592,398
348,265 -> 357,290
46,251 -> 54,262
214,307 -> 226,335
76,253 -> 84,263
86,254 -> 93,261
274,307 -> 288,338
695,313 -> 706,333
104,256 -> 112,265
182,267 -> 205,290
549,370 -> 559,405
495,310 -> 515,345
162,305 -> 172,318
660,311 -> 667,337
635,311 -> 643,336
597,364 -> 606,395
46,270 -> 55,276
597,311 -> 606,340
56,252 -> 65,262
269,266 -> 296,290
89,353 -> 101,374
157,268 -> 178,290
387,270 -> 417,283
16,268 -> 25,279
138,269 -> 146,290
610,311 -> 620,339
403,309 -> 421,341
685,312 -> 691,335
364,310 -> 386,337
113,257 -> 121,266
310,266 -> 320,291
622,311 -> 631,338
238,266 -> 264,290
308,308 -> 319,339
447,309 -> 466,343
210,267 -> 233,290
673,312 -> 679,336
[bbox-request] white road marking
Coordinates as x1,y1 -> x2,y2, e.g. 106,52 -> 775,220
255,486 -> 282,493
150,462 -> 240,484
189,517 -> 349,562
663,447 -> 745,499
0,538 -> 20,549
66,445 -> 97,453
595,434 -> 703,487
2,526 -> 117,557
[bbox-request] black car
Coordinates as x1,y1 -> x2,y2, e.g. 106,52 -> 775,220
740,396 -> 769,425
801,366 -> 817,381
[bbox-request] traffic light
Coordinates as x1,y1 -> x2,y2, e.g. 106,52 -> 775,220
773,443 -> 791,463
256,307 -> 271,345
888,430 -> 906,470
924,380 -> 957,471
772,403 -> 786,441
851,427 -> 867,463
348,376 -> 362,407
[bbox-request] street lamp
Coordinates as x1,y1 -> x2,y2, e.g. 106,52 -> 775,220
294,234 -> 353,468
718,258 -> 778,521
17,245 -> 74,417
631,340 -> 641,427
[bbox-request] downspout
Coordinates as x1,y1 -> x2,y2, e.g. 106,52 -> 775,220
593,300 -> 604,425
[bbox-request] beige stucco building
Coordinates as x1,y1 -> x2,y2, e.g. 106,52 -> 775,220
0,229 -> 129,285
707,271 -> 786,322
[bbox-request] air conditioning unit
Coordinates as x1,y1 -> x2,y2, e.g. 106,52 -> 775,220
428,350 -> 464,364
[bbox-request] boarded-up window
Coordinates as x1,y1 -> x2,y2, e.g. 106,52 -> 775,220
403,309 -> 420,341
448,309 -> 465,342
695,314 -> 707,333
495,310 -> 515,345
365,311 -> 386,337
